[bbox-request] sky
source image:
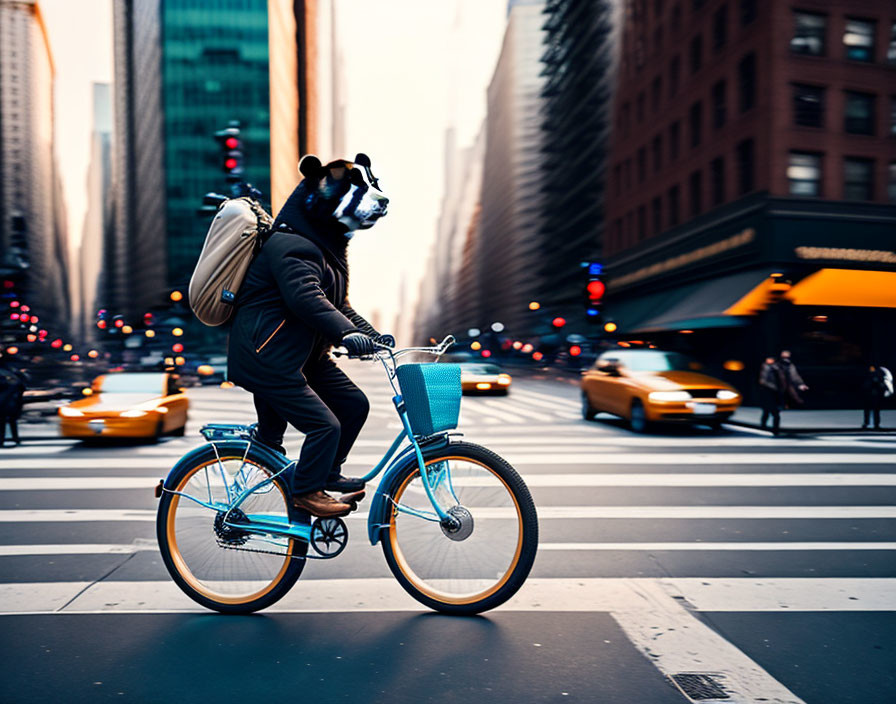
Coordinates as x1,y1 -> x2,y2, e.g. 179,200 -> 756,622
39,0 -> 508,342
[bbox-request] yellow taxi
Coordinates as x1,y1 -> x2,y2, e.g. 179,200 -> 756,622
580,350 -> 740,432
59,372 -> 189,439
460,363 -> 512,395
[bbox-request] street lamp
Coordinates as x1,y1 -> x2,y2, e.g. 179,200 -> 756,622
170,291 -> 183,302
491,322 -> 505,333
528,301 -> 540,311
467,328 -> 481,338
172,327 -> 184,337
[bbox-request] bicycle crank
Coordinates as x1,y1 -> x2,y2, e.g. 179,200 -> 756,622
309,516 -> 349,558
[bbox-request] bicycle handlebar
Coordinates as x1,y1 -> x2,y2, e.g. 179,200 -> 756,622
333,335 -> 455,360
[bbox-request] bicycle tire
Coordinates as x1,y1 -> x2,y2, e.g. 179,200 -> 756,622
157,448 -> 306,614
381,441 -> 538,615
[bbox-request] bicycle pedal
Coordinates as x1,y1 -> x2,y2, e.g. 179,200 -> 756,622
338,489 -> 365,506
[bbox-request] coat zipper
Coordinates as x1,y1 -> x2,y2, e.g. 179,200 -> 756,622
256,320 -> 285,353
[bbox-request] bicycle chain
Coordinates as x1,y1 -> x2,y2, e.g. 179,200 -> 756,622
215,539 -> 337,560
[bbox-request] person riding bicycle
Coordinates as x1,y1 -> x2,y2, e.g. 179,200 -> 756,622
226,153 -> 391,519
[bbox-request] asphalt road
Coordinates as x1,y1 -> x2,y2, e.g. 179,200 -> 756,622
1,361 -> 894,703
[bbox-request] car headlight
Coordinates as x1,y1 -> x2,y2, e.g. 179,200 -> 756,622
498,375 -> 511,385
59,407 -> 83,417
716,390 -> 739,400
648,391 -> 692,402
121,410 -> 147,418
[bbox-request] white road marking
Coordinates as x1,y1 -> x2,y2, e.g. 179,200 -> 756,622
2,505 -> 894,523
540,541 -> 896,551
7,451 -> 891,470
3,472 -> 894,491
460,401 -> 529,424
5,541 -> 893,557
482,398 -> 553,423
662,577 -> 896,612
612,579 -> 805,703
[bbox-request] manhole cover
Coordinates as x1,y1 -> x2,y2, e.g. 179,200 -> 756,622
670,673 -> 730,700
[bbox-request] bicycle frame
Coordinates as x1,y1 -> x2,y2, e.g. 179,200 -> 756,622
163,336 -> 460,549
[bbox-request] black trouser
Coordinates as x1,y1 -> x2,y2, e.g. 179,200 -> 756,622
863,402 -> 881,428
759,388 -> 780,432
251,357 -> 369,495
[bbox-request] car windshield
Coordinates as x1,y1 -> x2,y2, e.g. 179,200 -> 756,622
461,364 -> 501,374
99,373 -> 164,394
608,351 -> 697,372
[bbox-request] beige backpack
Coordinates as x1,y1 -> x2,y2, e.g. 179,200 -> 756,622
188,197 -> 273,326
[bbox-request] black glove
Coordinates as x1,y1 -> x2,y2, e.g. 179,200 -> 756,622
341,332 -> 377,358
375,333 -> 396,348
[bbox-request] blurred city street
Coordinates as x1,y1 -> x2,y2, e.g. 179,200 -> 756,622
1,360 -> 894,703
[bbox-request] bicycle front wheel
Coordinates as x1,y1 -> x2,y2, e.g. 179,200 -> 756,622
157,453 -> 306,614
382,442 -> 538,615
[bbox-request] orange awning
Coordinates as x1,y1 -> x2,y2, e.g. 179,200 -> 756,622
785,268 -> 896,308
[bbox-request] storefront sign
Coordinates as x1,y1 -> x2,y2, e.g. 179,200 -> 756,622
609,228 -> 755,288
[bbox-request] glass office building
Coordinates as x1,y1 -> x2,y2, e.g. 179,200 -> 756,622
161,0 -> 271,290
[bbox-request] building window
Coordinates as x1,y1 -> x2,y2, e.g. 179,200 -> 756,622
622,102 -> 631,136
791,11 -> 826,56
690,34 -> 703,73
668,185 -> 681,226
652,134 -> 663,172
736,138 -> 754,194
669,56 -> 681,96
738,53 -> 756,112
637,92 -> 645,122
844,158 -> 874,200
844,91 -> 875,135
713,4 -> 728,50
671,3 -> 682,34
689,101 -> 703,147
891,97 -> 896,136
655,0 -> 664,14
889,23 -> 896,65
788,152 -> 822,196
638,147 -> 647,183
651,76 -> 663,112
652,196 -> 663,233
654,25 -> 665,53
710,157 -> 725,206
613,164 -> 622,196
638,206 -> 647,241
793,84 -> 825,128
740,0 -> 756,26
888,162 -> 896,203
712,80 -> 727,128
844,18 -> 875,62
669,121 -> 681,161
689,170 -> 703,216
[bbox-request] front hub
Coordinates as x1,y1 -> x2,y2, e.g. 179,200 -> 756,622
440,505 -> 474,541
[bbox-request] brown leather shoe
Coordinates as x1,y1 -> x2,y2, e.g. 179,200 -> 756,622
292,490 -> 352,518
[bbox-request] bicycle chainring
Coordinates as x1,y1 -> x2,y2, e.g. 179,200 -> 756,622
310,516 -> 348,558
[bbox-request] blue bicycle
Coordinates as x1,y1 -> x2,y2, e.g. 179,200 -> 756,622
156,336 -> 539,615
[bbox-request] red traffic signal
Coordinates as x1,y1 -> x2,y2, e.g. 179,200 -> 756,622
172,343 -> 184,354
586,280 -> 605,301
569,345 -> 582,357
552,317 -> 566,328
225,137 -> 239,149
224,157 -> 238,170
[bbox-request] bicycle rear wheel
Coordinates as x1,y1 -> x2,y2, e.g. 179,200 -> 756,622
157,452 -> 306,614
381,442 -> 538,615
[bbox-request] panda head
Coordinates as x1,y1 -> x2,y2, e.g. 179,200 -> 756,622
298,153 -> 389,236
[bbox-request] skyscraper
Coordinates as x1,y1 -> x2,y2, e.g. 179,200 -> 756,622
0,0 -> 71,334
113,0 -> 271,324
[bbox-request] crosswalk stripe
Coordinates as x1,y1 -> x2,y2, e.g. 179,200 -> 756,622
1,505 -> 894,522
5,452 -> 894,470
1,577 -> 891,615
1,473 -> 894,491
480,398 -> 553,422
510,387 -> 579,409
3,541 -> 894,557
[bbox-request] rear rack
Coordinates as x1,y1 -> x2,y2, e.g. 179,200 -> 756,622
199,423 -> 254,442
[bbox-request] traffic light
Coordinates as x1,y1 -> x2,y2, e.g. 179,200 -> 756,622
214,123 -> 244,182
583,261 -> 604,323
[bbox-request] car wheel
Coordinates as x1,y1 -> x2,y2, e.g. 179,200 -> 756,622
581,391 -> 597,421
630,399 -> 648,433
173,424 -> 186,437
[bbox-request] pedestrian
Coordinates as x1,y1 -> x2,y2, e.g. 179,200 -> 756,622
227,153 -> 391,518
861,363 -> 891,429
758,355 -> 784,435
0,364 -> 25,447
778,350 -> 809,408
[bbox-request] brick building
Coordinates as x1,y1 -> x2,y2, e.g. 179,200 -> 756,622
603,0 -> 896,406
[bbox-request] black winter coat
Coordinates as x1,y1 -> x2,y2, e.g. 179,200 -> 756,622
226,186 -> 378,391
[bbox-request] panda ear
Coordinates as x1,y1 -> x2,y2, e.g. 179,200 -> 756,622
353,153 -> 371,168
298,154 -> 323,179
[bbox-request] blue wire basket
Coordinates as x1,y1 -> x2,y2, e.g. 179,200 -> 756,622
395,363 -> 462,436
